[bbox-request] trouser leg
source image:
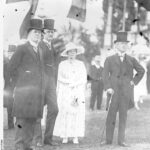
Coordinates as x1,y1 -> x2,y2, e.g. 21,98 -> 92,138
44,87 -> 58,140
33,119 -> 43,146
118,104 -> 128,144
7,88 -> 14,129
7,100 -> 14,129
90,81 -> 97,110
97,80 -> 104,109
15,118 -> 36,150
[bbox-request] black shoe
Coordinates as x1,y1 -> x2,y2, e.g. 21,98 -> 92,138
118,142 -> 130,147
44,139 -> 59,146
25,148 -> 33,150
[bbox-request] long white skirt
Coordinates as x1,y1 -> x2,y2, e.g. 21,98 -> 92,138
53,83 -> 86,138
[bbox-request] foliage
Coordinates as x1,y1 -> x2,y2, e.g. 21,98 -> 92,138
58,24 -> 104,65
103,0 -> 147,33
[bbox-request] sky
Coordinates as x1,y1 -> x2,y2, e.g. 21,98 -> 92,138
3,0 -> 104,47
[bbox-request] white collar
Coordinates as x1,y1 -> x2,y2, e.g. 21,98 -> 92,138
91,61 -> 101,69
43,39 -> 51,45
117,51 -> 126,57
29,40 -> 38,48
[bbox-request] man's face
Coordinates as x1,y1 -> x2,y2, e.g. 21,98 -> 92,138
43,29 -> 54,42
115,42 -> 129,53
29,29 -> 41,43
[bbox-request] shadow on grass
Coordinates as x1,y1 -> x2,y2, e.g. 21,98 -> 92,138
4,97 -> 150,150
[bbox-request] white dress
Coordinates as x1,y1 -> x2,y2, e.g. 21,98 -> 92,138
53,59 -> 87,138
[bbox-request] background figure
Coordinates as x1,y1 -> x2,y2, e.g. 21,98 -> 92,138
103,32 -> 145,147
53,42 -> 87,144
8,19 -> 44,150
34,19 -> 58,147
89,55 -> 104,110
3,54 -> 14,129
146,59 -> 150,94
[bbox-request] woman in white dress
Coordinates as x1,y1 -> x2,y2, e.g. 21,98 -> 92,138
134,54 -> 148,110
53,42 -> 87,144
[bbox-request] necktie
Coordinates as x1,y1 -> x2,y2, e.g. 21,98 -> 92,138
33,47 -> 38,53
46,43 -> 51,50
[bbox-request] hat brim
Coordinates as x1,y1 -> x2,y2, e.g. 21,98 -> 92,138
28,27 -> 43,33
43,28 -> 57,32
114,40 -> 129,43
61,46 -> 84,57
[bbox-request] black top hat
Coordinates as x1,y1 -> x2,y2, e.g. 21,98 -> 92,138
114,32 -> 129,43
28,19 -> 43,32
43,19 -> 56,31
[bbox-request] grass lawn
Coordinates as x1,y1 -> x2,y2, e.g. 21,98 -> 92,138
4,95 -> 150,150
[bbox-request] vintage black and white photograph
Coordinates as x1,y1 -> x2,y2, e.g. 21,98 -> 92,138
2,0 -> 150,150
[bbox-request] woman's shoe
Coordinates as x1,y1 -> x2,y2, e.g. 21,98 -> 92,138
139,97 -> 143,103
73,137 -> 79,144
62,138 -> 68,144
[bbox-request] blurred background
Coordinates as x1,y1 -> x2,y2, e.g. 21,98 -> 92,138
3,0 -> 150,66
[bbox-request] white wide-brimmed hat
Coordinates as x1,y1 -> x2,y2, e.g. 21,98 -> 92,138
61,42 -> 84,57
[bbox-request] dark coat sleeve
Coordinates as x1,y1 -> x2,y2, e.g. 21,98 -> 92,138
8,46 -> 24,87
103,57 -> 112,90
132,57 -> 145,85
4,56 -> 10,89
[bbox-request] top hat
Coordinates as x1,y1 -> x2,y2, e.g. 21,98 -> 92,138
28,19 -> 43,32
61,42 -> 84,57
114,32 -> 129,43
43,19 -> 56,31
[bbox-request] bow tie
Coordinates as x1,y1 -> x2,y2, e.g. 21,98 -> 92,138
118,54 -> 125,58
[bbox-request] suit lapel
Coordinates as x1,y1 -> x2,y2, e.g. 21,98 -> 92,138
114,54 -> 121,67
26,42 -> 39,62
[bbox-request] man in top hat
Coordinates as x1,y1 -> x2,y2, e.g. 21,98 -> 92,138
34,19 -> 59,147
89,55 -> 104,111
102,32 -> 145,147
8,18 -> 44,150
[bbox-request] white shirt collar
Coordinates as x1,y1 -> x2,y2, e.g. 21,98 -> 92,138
91,61 -> 101,69
43,39 -> 51,45
29,40 -> 38,48
117,51 -> 126,57
43,39 -> 51,49
29,40 -> 38,53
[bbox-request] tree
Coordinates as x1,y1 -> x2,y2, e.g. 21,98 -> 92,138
103,0 -> 136,33
134,0 -> 150,11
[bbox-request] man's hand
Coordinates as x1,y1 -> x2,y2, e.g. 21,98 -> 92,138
106,88 -> 114,95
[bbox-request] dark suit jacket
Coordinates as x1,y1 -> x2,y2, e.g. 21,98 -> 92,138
39,41 -> 58,81
146,60 -> 150,93
103,54 -> 145,110
89,65 -> 103,81
9,42 -> 45,118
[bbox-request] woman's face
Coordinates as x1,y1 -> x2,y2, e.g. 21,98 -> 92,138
67,49 -> 77,59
